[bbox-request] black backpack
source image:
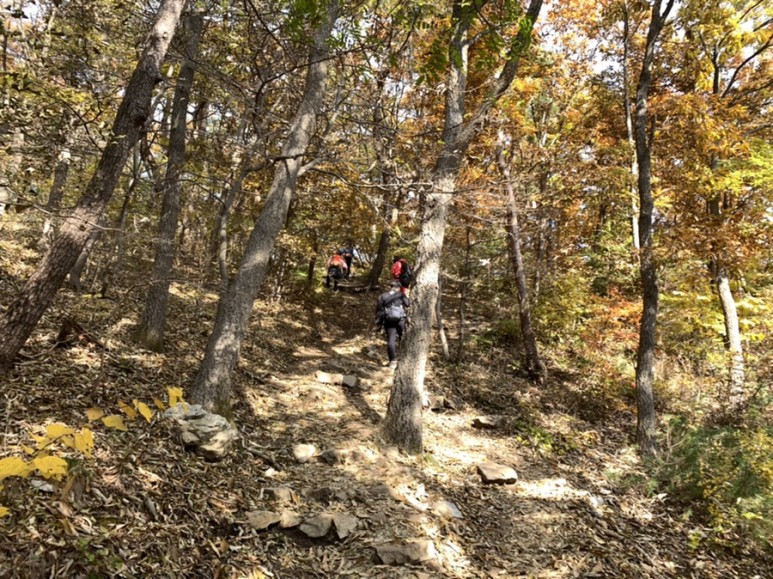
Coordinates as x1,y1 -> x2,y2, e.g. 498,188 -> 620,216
399,261 -> 412,287
384,296 -> 405,322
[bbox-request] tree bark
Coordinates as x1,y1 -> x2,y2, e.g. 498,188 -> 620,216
189,2 -> 340,416
633,0 -> 675,456
497,138 -> 545,379
136,11 -> 203,352
622,1 -> 640,251
0,0 -> 186,373
382,0 -> 543,453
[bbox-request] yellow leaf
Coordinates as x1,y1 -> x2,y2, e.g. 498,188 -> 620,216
0,457 -> 32,480
31,434 -> 48,450
153,398 -> 166,411
61,436 -> 75,449
85,408 -> 105,422
22,446 -> 35,456
134,400 -> 153,423
0,506 -> 9,517
102,415 -> 128,432
33,455 -> 69,480
73,428 -> 95,458
45,423 -> 75,440
118,400 -> 137,420
167,387 -> 184,408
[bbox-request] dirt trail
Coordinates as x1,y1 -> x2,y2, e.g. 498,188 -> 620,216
1,282 -> 768,578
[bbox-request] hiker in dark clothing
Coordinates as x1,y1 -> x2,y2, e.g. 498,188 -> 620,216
339,246 -> 354,278
374,280 -> 410,368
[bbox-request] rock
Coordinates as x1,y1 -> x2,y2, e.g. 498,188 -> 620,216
262,486 -> 296,503
426,395 -> 456,412
299,514 -> 333,538
30,479 -> 55,493
318,448 -> 348,465
314,370 -> 358,388
332,513 -> 358,539
375,540 -> 437,565
472,416 -> 508,429
292,443 -> 318,463
279,509 -> 303,528
164,403 -> 239,461
341,375 -> 359,388
476,462 -> 518,485
246,510 -> 281,530
430,500 -> 463,519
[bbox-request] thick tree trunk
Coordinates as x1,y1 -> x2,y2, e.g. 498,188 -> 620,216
188,2 -> 339,415
0,0 -> 186,373
633,0 -> 674,456
382,0 -> 543,452
136,12 -> 203,352
497,140 -> 545,379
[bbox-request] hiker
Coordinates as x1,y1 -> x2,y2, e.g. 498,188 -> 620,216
374,280 -> 410,369
390,255 -> 412,293
339,246 -> 354,278
325,250 -> 348,289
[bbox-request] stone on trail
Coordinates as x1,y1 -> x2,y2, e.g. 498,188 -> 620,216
430,500 -> 463,519
246,510 -> 281,530
472,415 -> 508,429
332,513 -> 358,539
164,403 -> 239,461
299,513 -> 333,538
315,370 -> 359,388
477,462 -> 518,485
374,539 -> 437,565
317,448 -> 348,465
279,509 -> 303,529
292,443 -> 318,463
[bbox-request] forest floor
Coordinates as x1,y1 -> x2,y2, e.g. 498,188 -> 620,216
0,222 -> 771,578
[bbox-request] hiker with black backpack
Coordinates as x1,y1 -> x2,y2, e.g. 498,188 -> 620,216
390,255 -> 412,293
374,280 -> 411,369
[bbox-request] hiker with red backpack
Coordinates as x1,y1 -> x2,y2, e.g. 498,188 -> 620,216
374,280 -> 411,369
390,255 -> 412,293
325,250 -> 348,289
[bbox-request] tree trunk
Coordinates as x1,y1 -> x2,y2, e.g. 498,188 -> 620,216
622,1 -> 640,251
67,227 -> 102,293
0,0 -> 186,373
497,138 -> 545,379
382,0 -> 543,452
436,273 -> 451,362
633,0 -> 674,456
136,12 -> 203,352
455,226 -> 472,364
714,271 -> 745,408
40,140 -> 72,247
188,2 -> 340,416
0,128 -> 24,216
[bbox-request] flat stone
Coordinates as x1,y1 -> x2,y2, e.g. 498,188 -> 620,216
315,371 -> 342,384
341,375 -> 359,388
375,540 -> 437,565
279,509 -> 303,529
472,416 -> 508,429
307,486 -> 336,504
246,510 -> 281,530
332,513 -> 358,539
365,483 -> 400,500
292,443 -> 318,463
299,513 -> 333,538
430,500 -> 463,519
477,462 -> 518,485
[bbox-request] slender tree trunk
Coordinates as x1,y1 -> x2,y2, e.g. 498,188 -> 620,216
622,1 -> 640,251
0,0 -> 186,373
382,0 -> 543,452
136,12 -> 203,352
714,271 -> 745,407
0,128 -> 24,216
67,227 -> 102,292
455,226 -> 472,363
40,139 -> 72,247
633,0 -> 674,456
497,138 -> 545,379
100,169 -> 139,297
189,2 -> 340,416
436,273 -> 451,362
